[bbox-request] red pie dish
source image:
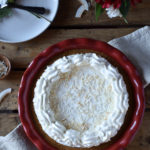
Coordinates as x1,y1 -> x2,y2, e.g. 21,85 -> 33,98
18,38 -> 145,150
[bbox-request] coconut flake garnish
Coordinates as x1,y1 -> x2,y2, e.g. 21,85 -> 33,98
75,0 -> 89,18
0,61 -> 8,78
0,88 -> 12,104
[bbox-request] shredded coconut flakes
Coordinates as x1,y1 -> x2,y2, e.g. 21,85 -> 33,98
0,61 -> 8,78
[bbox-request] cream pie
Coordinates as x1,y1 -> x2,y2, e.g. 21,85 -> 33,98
33,53 -> 129,148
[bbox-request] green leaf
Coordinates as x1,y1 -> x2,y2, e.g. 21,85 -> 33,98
0,0 -> 14,19
95,3 -> 104,21
0,7 -> 12,19
8,0 -> 14,3
119,0 -> 130,18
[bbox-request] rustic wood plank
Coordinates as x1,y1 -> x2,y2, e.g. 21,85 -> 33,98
0,28 -> 138,69
0,111 -> 150,150
0,71 -> 150,110
52,0 -> 150,27
0,71 -> 23,110
0,113 -> 20,136
0,1 -> 149,149
0,28 -> 150,110
126,110 -> 150,150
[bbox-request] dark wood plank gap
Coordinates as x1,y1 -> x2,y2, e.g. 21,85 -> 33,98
145,108 -> 150,112
48,25 -> 146,30
0,110 -> 18,113
12,68 -> 26,71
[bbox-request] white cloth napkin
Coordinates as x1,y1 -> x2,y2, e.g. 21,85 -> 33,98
108,26 -> 150,87
0,26 -> 150,150
0,125 -> 37,150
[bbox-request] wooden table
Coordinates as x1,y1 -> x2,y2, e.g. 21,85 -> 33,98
0,0 -> 150,149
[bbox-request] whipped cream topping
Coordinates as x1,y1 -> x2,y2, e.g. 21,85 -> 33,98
33,53 -> 129,148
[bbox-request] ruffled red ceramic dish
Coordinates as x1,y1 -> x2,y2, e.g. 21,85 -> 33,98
18,38 -> 145,150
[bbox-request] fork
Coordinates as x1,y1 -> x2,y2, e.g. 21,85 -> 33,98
7,2 -> 46,14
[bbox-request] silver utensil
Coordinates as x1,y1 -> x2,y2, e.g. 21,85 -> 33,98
7,2 -> 46,14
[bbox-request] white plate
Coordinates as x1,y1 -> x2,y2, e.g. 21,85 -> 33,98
0,0 -> 59,43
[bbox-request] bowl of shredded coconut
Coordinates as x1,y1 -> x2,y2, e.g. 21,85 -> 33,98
0,54 -> 11,79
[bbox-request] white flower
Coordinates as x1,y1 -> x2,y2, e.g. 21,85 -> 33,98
106,5 -> 122,18
0,0 -> 7,8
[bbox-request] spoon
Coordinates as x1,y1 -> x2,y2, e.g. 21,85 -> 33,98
7,2 -> 46,14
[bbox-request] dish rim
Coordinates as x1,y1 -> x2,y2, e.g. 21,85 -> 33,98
0,0 -> 59,43
18,38 -> 145,150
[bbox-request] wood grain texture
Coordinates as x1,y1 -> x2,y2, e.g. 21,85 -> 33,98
0,0 -> 150,149
0,111 -> 150,150
0,72 -> 150,110
52,0 -> 150,27
0,71 -> 23,110
0,28 -> 138,69
0,113 -> 20,136
0,28 -> 150,110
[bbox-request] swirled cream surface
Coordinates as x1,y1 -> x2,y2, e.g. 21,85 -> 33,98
33,53 -> 129,148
